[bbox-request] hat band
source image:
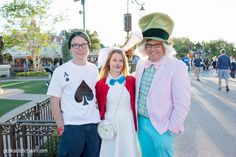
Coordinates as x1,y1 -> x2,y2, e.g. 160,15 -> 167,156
142,28 -> 169,40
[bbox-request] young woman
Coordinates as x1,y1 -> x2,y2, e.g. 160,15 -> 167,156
47,31 -> 101,157
95,49 -> 141,157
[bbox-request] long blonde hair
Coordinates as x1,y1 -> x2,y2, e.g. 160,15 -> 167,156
99,49 -> 129,79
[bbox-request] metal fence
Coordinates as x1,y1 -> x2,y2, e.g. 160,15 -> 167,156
0,98 -> 58,157
4,98 -> 53,124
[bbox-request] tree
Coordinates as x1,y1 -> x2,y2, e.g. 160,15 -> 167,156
0,0 -> 63,71
0,36 -> 4,64
171,37 -> 192,57
171,37 -> 236,59
89,31 -> 101,51
194,40 -> 235,59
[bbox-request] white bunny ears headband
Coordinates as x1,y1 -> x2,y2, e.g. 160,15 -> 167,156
97,31 -> 143,69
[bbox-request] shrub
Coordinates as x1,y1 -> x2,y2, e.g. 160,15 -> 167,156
41,130 -> 59,157
16,71 -> 48,77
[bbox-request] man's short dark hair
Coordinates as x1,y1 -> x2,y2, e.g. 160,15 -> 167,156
220,49 -> 226,54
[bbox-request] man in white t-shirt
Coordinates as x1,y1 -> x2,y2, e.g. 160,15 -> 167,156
47,31 -> 101,157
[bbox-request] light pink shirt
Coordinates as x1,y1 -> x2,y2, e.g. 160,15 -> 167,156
135,56 -> 191,135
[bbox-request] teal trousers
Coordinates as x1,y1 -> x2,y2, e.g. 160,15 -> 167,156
138,115 -> 176,157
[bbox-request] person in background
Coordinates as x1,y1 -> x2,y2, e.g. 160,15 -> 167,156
18,62 -> 23,72
192,53 -> 203,81
135,12 -> 191,157
47,31 -> 101,157
45,60 -> 59,86
203,56 -> 210,71
211,56 -> 217,77
15,62 -> 19,72
181,54 -> 191,71
96,49 -> 141,157
230,57 -> 236,78
23,62 -> 27,72
122,31 -> 143,74
217,49 -> 231,92
125,47 -> 140,73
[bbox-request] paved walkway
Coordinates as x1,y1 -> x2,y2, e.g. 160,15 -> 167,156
0,76 -> 49,82
175,72 -> 236,157
189,70 -> 236,83
0,77 -> 50,122
0,88 -> 48,101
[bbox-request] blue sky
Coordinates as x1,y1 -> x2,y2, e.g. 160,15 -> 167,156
1,0 -> 236,47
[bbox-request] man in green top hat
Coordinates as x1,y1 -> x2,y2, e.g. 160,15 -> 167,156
135,12 -> 191,157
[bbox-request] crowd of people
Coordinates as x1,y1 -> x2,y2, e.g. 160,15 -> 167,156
46,11 -> 234,157
180,48 -> 235,92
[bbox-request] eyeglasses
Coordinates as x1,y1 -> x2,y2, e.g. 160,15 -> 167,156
71,43 -> 88,49
145,43 -> 162,49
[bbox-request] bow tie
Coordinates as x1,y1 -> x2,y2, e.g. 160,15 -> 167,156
109,76 -> 125,86
144,61 -> 155,69
144,56 -> 167,69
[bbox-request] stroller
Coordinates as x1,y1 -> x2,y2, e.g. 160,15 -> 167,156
44,64 -> 56,86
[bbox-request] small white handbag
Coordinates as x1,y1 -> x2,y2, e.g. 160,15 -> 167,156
97,86 -> 124,140
97,119 -> 117,140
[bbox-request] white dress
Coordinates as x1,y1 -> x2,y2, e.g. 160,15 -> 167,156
99,80 -> 141,157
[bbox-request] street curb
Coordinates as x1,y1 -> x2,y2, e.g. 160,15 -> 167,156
0,76 -> 49,82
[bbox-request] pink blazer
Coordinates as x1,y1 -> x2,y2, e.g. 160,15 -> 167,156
135,56 -> 191,135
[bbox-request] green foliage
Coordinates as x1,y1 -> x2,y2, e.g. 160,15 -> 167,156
61,38 -> 72,63
41,130 -> 59,157
89,31 -> 101,51
0,0 -> 59,71
171,37 -> 236,59
16,71 -> 48,77
205,39 -> 236,58
0,36 -> 4,63
172,37 -> 192,57
0,0 -> 51,30
2,30 -> 25,48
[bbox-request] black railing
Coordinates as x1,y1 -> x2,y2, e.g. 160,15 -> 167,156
0,98 -> 58,157
0,120 -> 58,157
4,98 -> 53,124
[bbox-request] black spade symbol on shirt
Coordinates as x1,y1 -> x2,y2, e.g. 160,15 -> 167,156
74,80 -> 94,105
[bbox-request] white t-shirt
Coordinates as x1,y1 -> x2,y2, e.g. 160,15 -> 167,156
47,60 -> 100,125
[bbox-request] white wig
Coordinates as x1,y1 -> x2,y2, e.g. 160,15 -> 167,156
163,42 -> 177,57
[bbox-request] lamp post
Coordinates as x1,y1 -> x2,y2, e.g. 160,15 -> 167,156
133,0 -> 145,11
74,0 -> 86,32
124,0 -> 131,41
124,0 -> 145,41
0,35 -> 4,64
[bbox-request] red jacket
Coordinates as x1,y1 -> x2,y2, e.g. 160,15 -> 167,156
95,76 -> 137,130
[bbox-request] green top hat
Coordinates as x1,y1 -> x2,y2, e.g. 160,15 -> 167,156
139,12 -> 174,42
